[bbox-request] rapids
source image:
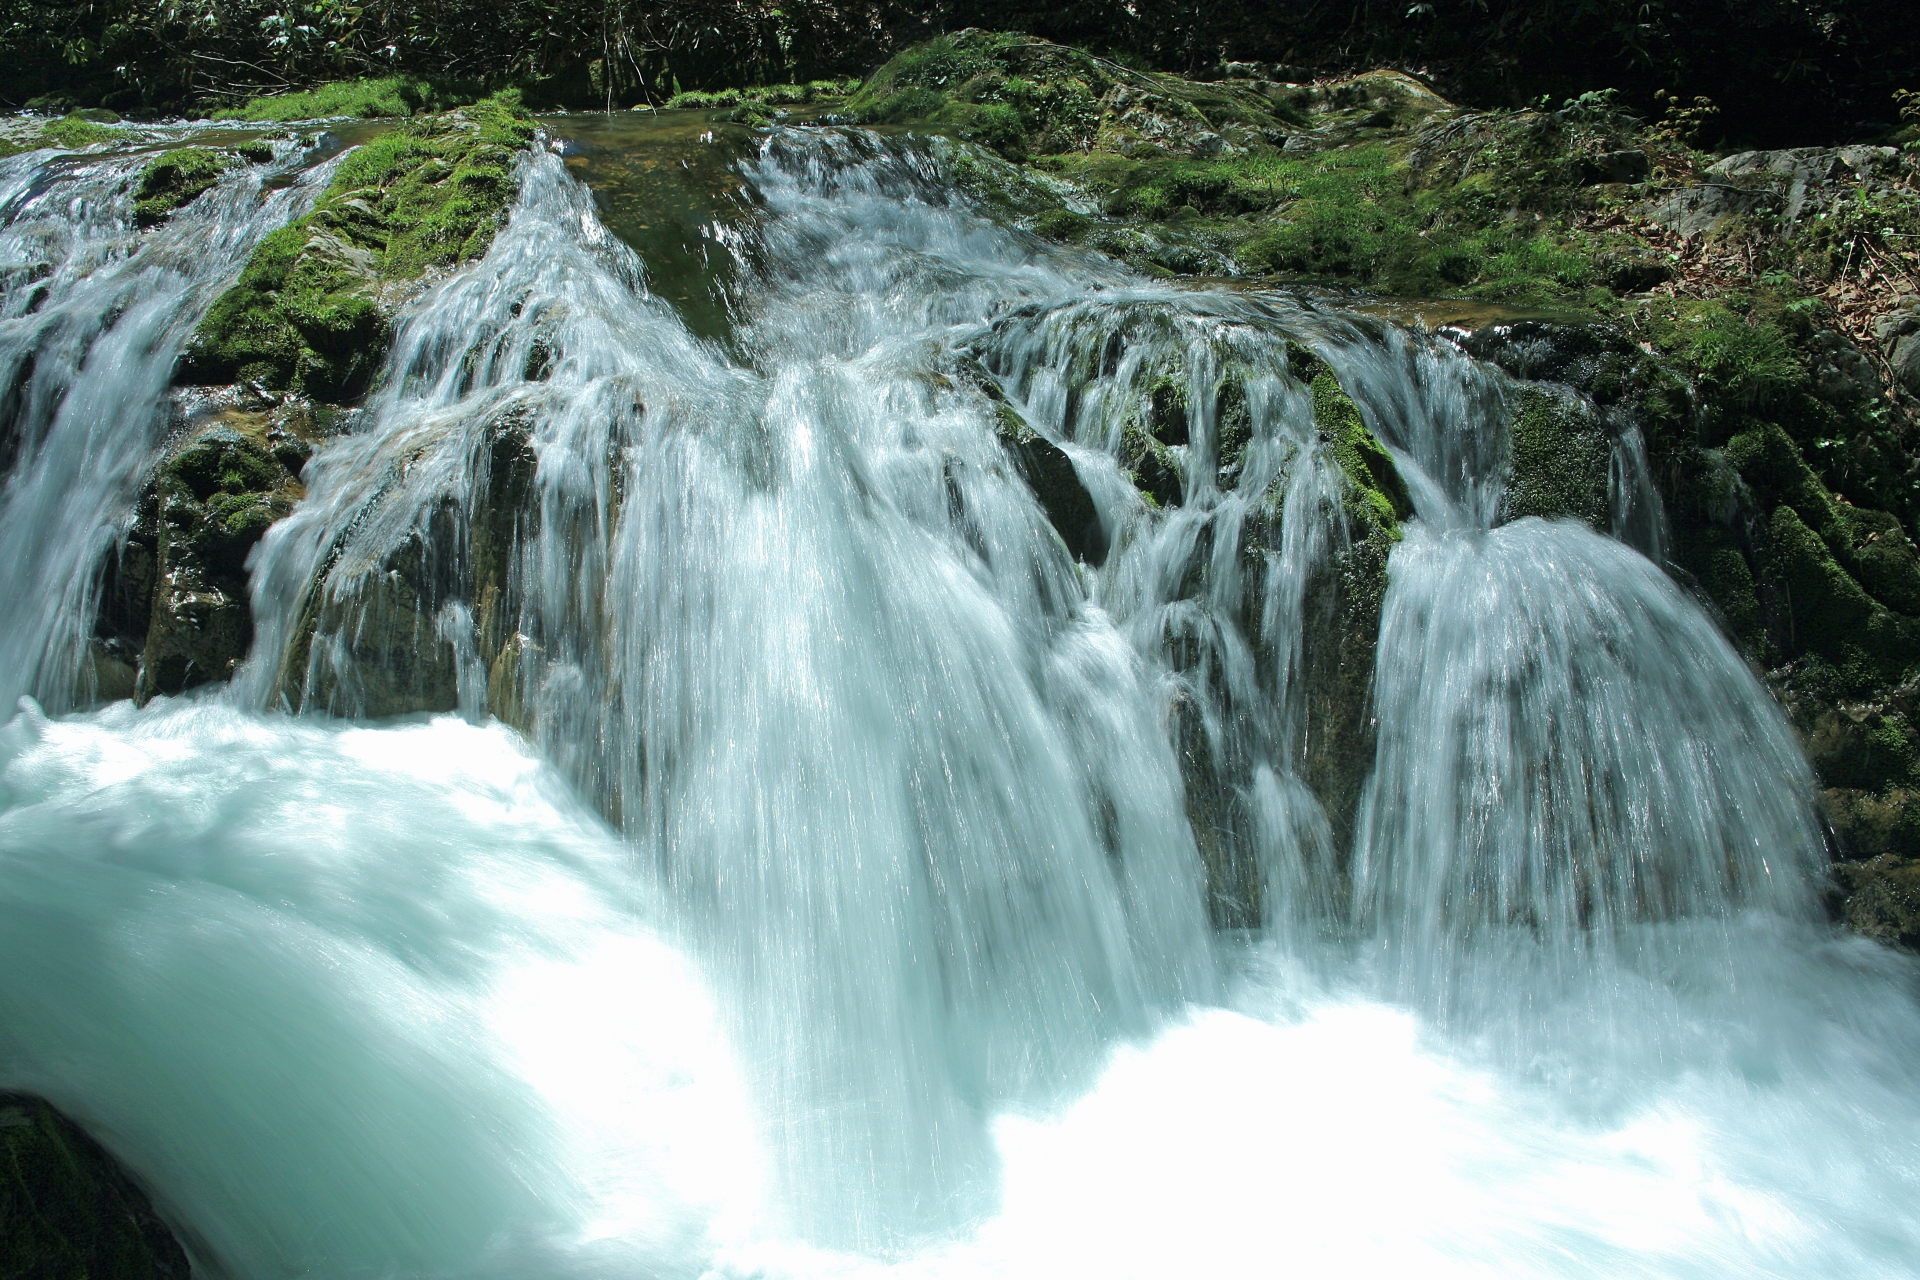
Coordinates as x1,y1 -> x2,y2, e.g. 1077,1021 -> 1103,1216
0,116 -> 1916,1279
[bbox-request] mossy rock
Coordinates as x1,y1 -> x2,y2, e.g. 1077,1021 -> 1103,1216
849,30 -> 1114,159
1118,422 -> 1183,509
132,411 -> 313,702
40,115 -> 115,149
0,1092 -> 191,1280
1501,385 -> 1610,526
1761,503 -> 1920,685
133,149 -> 230,226
1286,343 -> 1412,537
179,92 -> 537,400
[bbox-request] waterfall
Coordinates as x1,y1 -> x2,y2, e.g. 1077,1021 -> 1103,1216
0,117 -> 1917,1278
0,133 -> 331,711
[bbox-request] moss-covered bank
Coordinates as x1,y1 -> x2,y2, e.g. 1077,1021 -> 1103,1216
178,92 -> 537,401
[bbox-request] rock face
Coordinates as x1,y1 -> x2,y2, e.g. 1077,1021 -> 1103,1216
1454,312 -> 1920,946
0,1092 -> 191,1280
1281,347 -> 1408,853
1500,386 -> 1611,526
1159,348 -> 1409,927
1876,300 -> 1920,402
1650,146 -> 1904,241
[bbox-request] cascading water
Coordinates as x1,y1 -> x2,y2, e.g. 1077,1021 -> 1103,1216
1,116 -> 1917,1280
0,130 -> 331,711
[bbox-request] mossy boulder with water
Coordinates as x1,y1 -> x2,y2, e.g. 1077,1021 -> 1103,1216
179,92 -> 536,401
1286,343 -> 1412,538
124,405 -> 317,701
990,401 -> 1107,564
1295,351 -> 1404,847
1500,386 -> 1611,526
277,398 -> 542,720
0,1092 -> 191,1280
1227,350 -> 1409,858
132,148 -> 231,225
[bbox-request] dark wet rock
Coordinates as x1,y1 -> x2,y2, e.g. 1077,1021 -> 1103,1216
1238,350 -> 1406,854
1118,421 -> 1184,510
0,1092 -> 191,1280
284,400 -> 541,719
1579,149 -> 1649,185
1296,516 -> 1393,856
1830,855 -> 1920,950
1771,667 -> 1920,948
990,403 -> 1108,564
1168,687 -> 1259,929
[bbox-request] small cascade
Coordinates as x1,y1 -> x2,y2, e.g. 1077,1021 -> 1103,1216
1354,519 -> 1824,988
1,111 -> 1915,1279
0,135 -> 329,711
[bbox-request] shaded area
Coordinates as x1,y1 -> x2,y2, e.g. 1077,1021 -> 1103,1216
1,1093 -> 190,1280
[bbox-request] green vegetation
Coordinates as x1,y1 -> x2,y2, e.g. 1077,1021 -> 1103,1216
848,32 -> 1126,159
40,113 -> 115,148
663,77 -> 859,110
7,0 -> 1915,150
1502,388 -> 1611,526
1286,346 -> 1413,538
212,76 -> 462,122
181,92 -> 537,400
133,148 -> 230,225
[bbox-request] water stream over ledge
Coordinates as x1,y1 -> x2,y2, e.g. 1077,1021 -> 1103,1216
0,115 -> 1916,1279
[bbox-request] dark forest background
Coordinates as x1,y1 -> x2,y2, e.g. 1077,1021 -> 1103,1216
4,0 -> 1915,146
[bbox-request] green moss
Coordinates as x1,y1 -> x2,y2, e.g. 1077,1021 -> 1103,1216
849,32 -> 1120,159
1697,531 -> 1766,655
212,77 -> 456,122
1766,503 -> 1920,684
1724,421 -> 1851,544
133,148 -> 229,225
1286,346 -> 1411,537
663,78 -> 857,111
40,114 -> 115,149
1502,387 -> 1610,526
181,92 -> 537,399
